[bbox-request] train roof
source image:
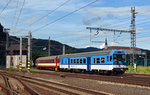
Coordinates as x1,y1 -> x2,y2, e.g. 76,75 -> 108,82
60,50 -> 113,58
36,55 -> 58,60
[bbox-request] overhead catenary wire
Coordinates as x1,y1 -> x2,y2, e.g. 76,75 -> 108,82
32,0 -> 99,33
28,0 -> 71,27
13,0 -> 26,32
0,0 -> 12,16
11,0 -> 20,30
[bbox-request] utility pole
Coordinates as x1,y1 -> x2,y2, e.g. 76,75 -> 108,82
27,32 -> 31,72
48,37 -> 50,56
63,44 -> 65,55
6,32 -> 9,50
4,28 -> 10,50
19,36 -> 22,72
130,7 -> 137,72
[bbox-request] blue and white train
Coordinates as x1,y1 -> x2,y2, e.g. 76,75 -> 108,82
59,50 -> 128,74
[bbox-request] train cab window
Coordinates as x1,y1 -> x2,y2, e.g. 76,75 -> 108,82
101,57 -> 105,63
110,56 -> 112,61
71,59 -> 73,64
77,59 -> 79,64
83,58 -> 86,64
80,59 -> 82,64
96,58 -> 100,64
107,56 -> 109,62
122,55 -> 125,60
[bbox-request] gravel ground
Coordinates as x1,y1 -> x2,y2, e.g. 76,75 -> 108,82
18,72 -> 150,95
0,75 -> 5,86
25,82 -> 60,95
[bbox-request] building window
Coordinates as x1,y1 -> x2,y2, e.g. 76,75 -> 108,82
80,59 -> 82,64
83,58 -> 86,64
96,58 -> 100,63
101,57 -> 105,63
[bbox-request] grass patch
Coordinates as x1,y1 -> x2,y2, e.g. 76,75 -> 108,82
126,66 -> 150,74
6,67 -> 39,72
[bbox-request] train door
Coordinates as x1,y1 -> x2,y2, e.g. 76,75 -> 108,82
68,58 -> 70,70
87,57 -> 91,71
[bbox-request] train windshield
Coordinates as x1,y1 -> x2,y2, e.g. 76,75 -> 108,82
113,54 -> 125,61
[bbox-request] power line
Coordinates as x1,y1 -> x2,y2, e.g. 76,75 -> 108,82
32,0 -> 99,33
0,0 -> 12,16
28,0 -> 71,27
13,0 -> 26,32
11,0 -> 20,34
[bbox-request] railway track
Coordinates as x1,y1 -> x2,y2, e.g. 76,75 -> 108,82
0,73 -> 40,95
1,69 -> 150,87
0,70 -> 150,95
30,70 -> 150,87
0,71 -> 109,95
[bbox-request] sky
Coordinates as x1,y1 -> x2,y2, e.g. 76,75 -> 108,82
0,0 -> 150,50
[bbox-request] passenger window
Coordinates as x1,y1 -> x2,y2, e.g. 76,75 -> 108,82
107,56 -> 109,62
71,59 -> 73,64
80,59 -> 82,64
74,59 -> 76,63
62,59 -> 63,64
96,58 -> 100,63
65,59 -> 67,64
77,59 -> 79,64
83,58 -> 86,64
94,58 -> 96,64
110,56 -> 112,61
101,58 -> 105,63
